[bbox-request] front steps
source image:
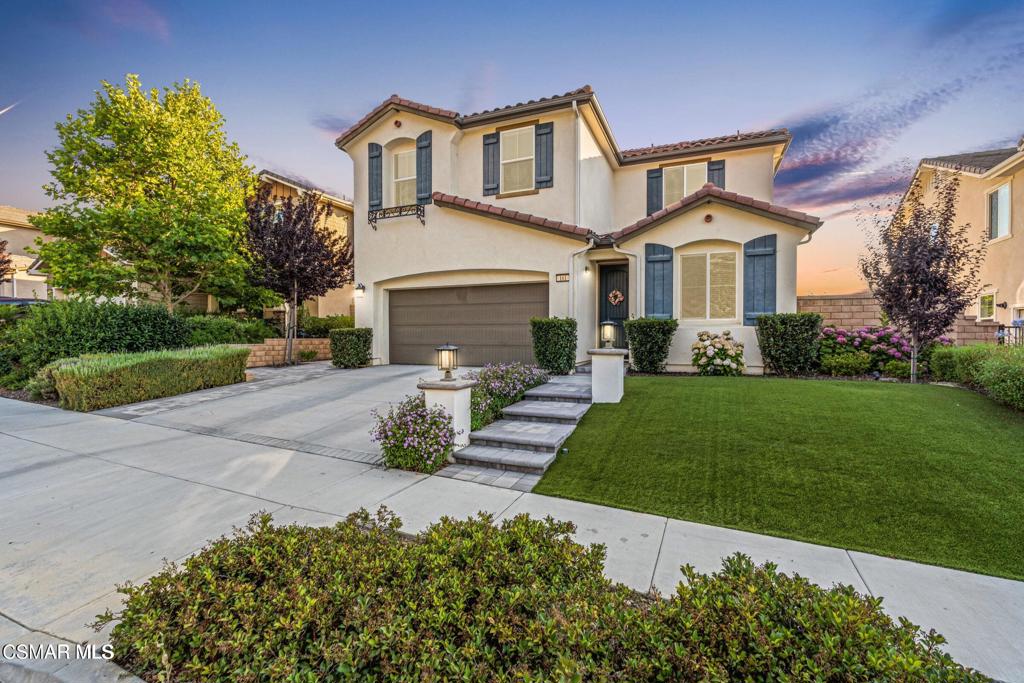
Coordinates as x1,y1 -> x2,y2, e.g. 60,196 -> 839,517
454,379 -> 591,475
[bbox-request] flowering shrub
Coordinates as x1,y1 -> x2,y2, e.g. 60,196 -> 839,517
691,330 -> 744,376
371,394 -> 456,473
819,325 -> 952,372
464,362 -> 548,429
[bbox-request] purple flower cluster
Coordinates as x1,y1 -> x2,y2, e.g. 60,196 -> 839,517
820,325 -> 952,369
370,393 -> 456,473
463,363 -> 549,406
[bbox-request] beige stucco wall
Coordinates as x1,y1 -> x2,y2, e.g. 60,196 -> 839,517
578,117 -> 615,231
0,209 -> 52,300
919,161 -> 1024,325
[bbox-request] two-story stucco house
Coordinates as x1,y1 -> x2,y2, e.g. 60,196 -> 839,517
335,86 -> 822,372
913,137 -> 1024,326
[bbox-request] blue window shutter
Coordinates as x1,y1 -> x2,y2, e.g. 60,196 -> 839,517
416,131 -> 432,205
989,190 -> 999,239
743,234 -> 777,326
708,160 -> 725,189
535,122 -> 554,189
368,143 -> 382,210
644,243 -> 673,319
646,169 -> 663,215
483,133 -> 499,195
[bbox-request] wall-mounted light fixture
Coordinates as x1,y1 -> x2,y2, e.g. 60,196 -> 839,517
436,343 -> 459,381
354,283 -> 365,297
600,320 -> 616,348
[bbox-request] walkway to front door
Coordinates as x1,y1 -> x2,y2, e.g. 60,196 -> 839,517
599,262 -> 629,348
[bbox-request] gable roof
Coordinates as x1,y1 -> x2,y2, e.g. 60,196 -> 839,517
334,86 -> 789,166
259,169 -> 353,208
431,185 -> 821,245
610,183 -> 822,241
920,147 -> 1019,175
0,205 -> 36,229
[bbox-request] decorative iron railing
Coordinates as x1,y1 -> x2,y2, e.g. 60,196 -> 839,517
367,204 -> 425,229
997,325 -> 1023,346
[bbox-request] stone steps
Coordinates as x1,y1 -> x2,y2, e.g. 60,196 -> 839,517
453,445 -> 557,473
468,419 -> 575,453
524,383 -> 592,404
501,400 -> 590,425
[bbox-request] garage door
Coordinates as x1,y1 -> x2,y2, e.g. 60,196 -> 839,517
389,283 -> 548,365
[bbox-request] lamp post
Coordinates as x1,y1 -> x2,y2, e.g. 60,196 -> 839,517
436,343 -> 459,381
600,320 -> 616,348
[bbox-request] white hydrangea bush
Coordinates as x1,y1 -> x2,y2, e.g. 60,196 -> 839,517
690,330 -> 745,376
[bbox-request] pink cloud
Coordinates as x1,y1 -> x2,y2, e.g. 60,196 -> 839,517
101,0 -> 170,42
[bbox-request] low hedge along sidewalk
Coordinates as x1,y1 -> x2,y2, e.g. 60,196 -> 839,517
932,344 -> 1024,411
49,346 -> 250,411
97,510 -> 987,682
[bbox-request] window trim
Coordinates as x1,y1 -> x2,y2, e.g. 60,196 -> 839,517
499,125 -> 535,194
986,181 -> 1011,241
392,149 -> 417,207
679,249 -> 739,322
662,161 -> 709,205
979,292 -> 996,321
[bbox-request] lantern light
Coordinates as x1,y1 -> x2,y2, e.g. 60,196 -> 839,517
436,343 -> 459,380
600,320 -> 616,348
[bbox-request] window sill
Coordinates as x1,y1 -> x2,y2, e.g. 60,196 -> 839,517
988,233 -> 1012,245
496,188 -> 540,199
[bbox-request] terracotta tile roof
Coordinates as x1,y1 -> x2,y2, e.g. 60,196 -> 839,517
335,95 -> 460,147
458,86 -> 594,122
921,147 -> 1019,175
431,192 -> 592,241
610,183 -> 822,240
620,129 -> 791,161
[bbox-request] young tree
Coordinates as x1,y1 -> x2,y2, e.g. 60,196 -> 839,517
30,74 -> 259,312
859,173 -> 985,382
245,186 -> 353,363
0,240 -> 11,288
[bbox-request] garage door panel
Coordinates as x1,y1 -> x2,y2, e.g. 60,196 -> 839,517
389,283 -> 548,365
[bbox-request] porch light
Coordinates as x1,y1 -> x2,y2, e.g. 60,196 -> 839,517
600,320 -> 616,348
354,283 -> 365,297
436,343 -> 459,380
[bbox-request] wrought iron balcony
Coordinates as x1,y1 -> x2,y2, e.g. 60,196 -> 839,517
367,204 -> 425,229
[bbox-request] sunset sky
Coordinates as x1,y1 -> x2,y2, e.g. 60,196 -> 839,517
2,0 -> 1022,294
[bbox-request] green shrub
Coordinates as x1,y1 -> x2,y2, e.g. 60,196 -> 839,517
624,318 -> 679,373
529,317 -> 577,374
329,327 -> 372,368
5,300 -> 189,385
302,314 -> 354,338
185,315 -> 278,345
756,312 -> 822,375
50,346 -> 249,411
977,347 -> 1024,411
691,329 -> 745,376
821,351 -> 872,377
883,359 -> 912,379
97,510 -> 987,683
370,394 -> 456,473
929,344 -> 997,386
298,349 -> 319,362
25,357 -> 87,401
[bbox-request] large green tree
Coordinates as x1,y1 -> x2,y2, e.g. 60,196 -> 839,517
31,74 -> 264,311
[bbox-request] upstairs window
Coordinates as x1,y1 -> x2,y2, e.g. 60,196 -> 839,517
988,183 -> 1010,239
663,162 -> 708,205
393,150 -> 417,206
680,250 -> 737,320
500,126 -> 535,193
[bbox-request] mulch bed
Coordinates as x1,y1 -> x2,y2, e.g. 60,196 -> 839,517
0,386 -> 58,407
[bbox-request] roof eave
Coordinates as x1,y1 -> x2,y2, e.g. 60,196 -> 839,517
617,133 -> 793,166
334,104 -> 458,150
458,91 -> 596,128
431,195 -> 591,243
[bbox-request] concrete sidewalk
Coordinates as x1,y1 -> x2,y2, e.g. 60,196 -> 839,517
1,397 -> 1021,681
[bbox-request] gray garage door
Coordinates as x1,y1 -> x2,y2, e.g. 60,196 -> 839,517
389,283 -> 549,365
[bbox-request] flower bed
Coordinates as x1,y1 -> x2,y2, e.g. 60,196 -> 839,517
370,393 -> 455,473
463,362 -> 549,430
820,325 -> 952,373
691,330 -> 744,376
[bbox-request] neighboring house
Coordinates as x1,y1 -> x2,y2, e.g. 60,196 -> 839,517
335,85 -> 822,371
0,205 -> 54,300
913,137 -> 1024,326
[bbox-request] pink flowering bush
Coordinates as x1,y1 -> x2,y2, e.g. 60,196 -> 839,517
819,325 -> 953,373
464,362 -> 549,429
371,394 -> 456,473
690,330 -> 745,376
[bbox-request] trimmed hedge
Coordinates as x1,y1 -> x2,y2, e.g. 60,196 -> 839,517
185,315 -> 279,346
329,327 -> 372,368
49,346 -> 249,411
3,300 -> 189,386
97,510 -> 986,682
756,312 -> 822,375
302,314 -> 354,338
624,318 -> 679,373
930,344 -> 1024,411
530,317 -> 577,375
930,345 -> 996,387
821,351 -> 872,376
883,359 -> 912,379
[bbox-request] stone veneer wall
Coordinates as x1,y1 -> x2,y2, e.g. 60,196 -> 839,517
797,293 -> 1001,346
238,338 -> 332,368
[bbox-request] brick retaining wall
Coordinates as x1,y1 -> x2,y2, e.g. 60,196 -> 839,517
797,293 -> 1000,346
237,338 -> 332,368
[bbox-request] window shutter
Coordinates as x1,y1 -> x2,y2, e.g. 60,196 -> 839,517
368,142 -> 382,210
483,132 -> 499,195
534,122 -> 554,189
708,160 -> 725,189
644,243 -> 673,319
416,131 -> 432,205
989,190 -> 999,239
646,169 -> 663,215
743,234 -> 777,326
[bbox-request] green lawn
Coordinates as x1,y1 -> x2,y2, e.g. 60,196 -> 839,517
534,376 -> 1024,580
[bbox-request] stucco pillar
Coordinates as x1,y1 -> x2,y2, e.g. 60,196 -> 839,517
417,378 -> 477,449
587,348 -> 627,403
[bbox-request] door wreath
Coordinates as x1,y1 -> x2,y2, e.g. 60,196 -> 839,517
607,289 -> 624,306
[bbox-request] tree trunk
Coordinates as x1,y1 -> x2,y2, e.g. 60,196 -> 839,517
285,285 -> 298,365
910,333 -> 919,384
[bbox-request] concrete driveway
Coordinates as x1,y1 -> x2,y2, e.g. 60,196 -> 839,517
2,365 -> 1023,681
